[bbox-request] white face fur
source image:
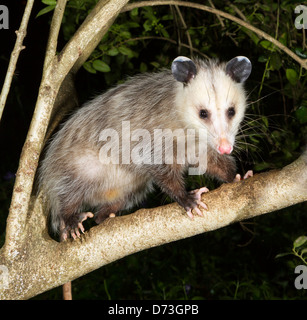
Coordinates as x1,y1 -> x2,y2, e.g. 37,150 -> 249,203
172,56 -> 251,155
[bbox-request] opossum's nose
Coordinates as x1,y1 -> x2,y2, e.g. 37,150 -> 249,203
218,138 -> 233,155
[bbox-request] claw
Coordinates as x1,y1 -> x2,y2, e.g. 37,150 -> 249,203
61,232 -> 68,242
78,222 -> 85,233
70,230 -> 77,240
198,201 -> 208,210
193,206 -> 203,217
234,170 -> 254,181
189,187 -> 209,197
62,211 -> 94,240
186,186 -> 209,219
243,170 -> 253,180
81,212 -> 94,221
186,209 -> 194,220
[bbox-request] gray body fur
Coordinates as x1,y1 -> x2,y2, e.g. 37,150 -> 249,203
39,57 -> 251,237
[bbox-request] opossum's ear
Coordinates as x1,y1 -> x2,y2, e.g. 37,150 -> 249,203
226,56 -> 252,83
171,56 -> 197,84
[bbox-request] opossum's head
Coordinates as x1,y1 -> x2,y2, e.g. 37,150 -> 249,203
172,56 -> 252,155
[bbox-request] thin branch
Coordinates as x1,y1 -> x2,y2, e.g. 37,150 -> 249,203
174,5 -> 194,56
208,0 -> 224,28
228,3 -> 247,22
0,0 -> 34,122
43,0 -> 68,70
122,0 -> 307,69
121,36 -> 209,58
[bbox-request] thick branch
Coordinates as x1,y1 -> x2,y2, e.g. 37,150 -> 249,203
4,0 -> 130,257
0,153 -> 306,299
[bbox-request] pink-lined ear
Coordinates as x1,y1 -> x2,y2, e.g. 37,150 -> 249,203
226,56 -> 252,83
171,56 -> 197,84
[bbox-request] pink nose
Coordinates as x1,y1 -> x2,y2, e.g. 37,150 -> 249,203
218,139 -> 233,155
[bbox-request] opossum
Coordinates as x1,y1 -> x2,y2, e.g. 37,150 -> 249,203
38,56 -> 252,240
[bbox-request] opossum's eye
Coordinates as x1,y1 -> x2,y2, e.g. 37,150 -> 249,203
199,109 -> 209,120
227,106 -> 236,119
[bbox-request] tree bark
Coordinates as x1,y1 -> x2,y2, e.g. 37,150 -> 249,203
0,152 -> 306,299
3,0 -> 130,258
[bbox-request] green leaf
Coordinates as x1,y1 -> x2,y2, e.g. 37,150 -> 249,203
150,61 -> 160,69
279,33 -> 287,46
125,22 -> 140,29
131,7 -> 139,17
42,0 -> 57,5
253,162 -> 271,171
120,31 -> 132,39
92,60 -> 111,72
118,46 -> 134,57
241,27 -> 260,45
260,40 -> 274,52
107,48 -> 119,56
293,236 -> 307,249
286,68 -> 298,85
143,20 -> 153,32
270,53 -> 282,71
161,28 -> 170,38
295,48 -> 307,59
261,116 -> 269,128
275,252 -> 292,259
295,106 -> 307,124
83,62 -> 96,74
140,62 -> 147,73
258,56 -> 267,63
36,5 -> 56,18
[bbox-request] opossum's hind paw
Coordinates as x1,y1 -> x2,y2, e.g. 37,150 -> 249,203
234,170 -> 253,182
61,212 -> 94,241
187,187 -> 209,219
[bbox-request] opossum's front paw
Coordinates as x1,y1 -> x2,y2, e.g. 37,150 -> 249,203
62,212 -> 94,240
234,170 -> 253,182
186,187 -> 209,219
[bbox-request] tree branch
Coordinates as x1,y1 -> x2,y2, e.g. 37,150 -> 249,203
4,0 -> 130,257
43,0 -> 68,71
0,152 -> 306,299
0,0 -> 35,122
122,0 -> 307,70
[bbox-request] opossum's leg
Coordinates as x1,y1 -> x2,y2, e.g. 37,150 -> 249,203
234,170 -> 254,182
206,153 -> 237,182
61,211 -> 94,240
186,187 -> 209,219
152,165 -> 208,219
95,201 -> 125,224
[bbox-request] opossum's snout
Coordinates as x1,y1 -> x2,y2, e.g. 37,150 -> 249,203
217,138 -> 233,155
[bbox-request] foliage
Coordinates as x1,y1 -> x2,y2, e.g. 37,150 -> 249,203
1,0 -> 306,299
276,236 -> 307,266
37,0 -> 307,169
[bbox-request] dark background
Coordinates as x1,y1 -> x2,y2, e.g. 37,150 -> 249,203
0,0 -> 306,299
